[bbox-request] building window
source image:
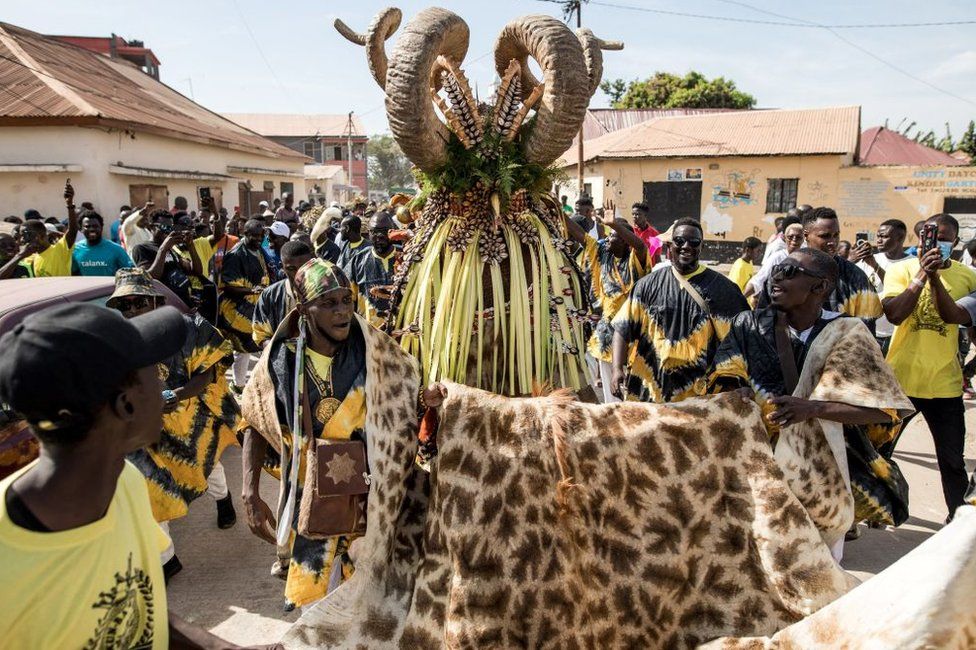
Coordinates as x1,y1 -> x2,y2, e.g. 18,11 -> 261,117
303,140 -> 322,163
280,182 -> 294,196
766,178 -> 798,213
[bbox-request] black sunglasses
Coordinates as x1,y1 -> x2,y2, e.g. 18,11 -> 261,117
771,261 -> 826,281
672,236 -> 702,248
117,295 -> 158,312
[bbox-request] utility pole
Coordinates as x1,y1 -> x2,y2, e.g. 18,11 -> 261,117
575,1 -> 585,198
346,111 -> 355,196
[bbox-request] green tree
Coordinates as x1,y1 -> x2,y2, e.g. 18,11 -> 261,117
599,71 -> 756,110
599,78 -> 627,105
935,123 -> 955,153
367,134 -> 414,193
958,120 -> 976,160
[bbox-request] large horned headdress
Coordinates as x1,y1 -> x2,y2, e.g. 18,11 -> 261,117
335,7 -> 621,171
335,7 -> 621,396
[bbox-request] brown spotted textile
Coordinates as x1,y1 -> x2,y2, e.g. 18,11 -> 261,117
708,505 -> 976,649
284,387 -> 857,649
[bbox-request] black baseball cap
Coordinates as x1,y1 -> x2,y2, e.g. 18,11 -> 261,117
0,303 -> 186,425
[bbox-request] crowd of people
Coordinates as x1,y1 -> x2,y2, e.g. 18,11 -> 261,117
2,182 -> 975,646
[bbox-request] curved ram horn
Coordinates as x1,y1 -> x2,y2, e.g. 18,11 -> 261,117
493,15 -> 591,167
334,7 -> 402,89
384,7 -> 470,172
576,28 -> 624,97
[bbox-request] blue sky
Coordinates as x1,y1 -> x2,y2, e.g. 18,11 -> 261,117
7,0 -> 976,140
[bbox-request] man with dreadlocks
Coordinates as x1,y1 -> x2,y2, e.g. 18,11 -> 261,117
564,211 -> 651,403
239,258 -> 443,610
346,211 -> 398,328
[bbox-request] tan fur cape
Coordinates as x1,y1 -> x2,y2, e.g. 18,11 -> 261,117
285,385 -> 859,648
774,316 -> 913,549
282,316 -> 928,648
707,505 -> 976,649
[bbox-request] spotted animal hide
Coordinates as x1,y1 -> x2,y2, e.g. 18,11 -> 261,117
285,386 -> 859,649
774,317 -> 914,548
706,505 -> 976,649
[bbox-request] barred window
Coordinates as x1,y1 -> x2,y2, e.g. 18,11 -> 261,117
766,178 -> 798,213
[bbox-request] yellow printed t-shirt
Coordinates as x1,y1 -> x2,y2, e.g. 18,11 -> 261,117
883,258 -> 976,398
0,461 -> 169,649
727,258 -> 754,293
20,236 -> 74,277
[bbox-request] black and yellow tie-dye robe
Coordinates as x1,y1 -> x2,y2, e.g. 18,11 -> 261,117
710,307 -> 909,526
611,265 -> 749,403
337,238 -> 370,277
252,279 -> 295,348
757,255 -> 882,330
346,247 -> 397,329
268,323 -> 368,609
128,313 -> 240,522
218,243 -> 272,353
0,407 -> 38,481
582,236 -> 651,363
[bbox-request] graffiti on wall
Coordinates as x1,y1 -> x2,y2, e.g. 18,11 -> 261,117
838,179 -> 891,219
711,169 -> 758,206
806,180 -> 829,204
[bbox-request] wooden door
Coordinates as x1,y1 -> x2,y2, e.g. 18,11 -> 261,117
196,186 -> 224,213
129,184 -> 169,210
642,181 -> 702,231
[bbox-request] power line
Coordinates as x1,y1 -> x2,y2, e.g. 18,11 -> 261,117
588,1 -> 976,28
228,0 -> 322,138
710,0 -> 976,109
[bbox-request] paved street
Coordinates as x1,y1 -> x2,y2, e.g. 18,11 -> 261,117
167,401 -> 976,645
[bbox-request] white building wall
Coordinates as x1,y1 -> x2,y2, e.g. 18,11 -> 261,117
0,125 -> 306,226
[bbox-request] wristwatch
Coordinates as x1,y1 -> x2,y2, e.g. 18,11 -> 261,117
162,389 -> 178,406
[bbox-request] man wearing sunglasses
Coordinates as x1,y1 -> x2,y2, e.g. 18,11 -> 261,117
345,211 -> 399,329
711,248 -> 913,558
745,219 -> 803,301
107,269 -> 241,581
610,218 -> 748,403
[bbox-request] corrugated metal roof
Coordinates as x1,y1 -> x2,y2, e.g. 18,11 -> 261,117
859,126 -> 966,166
585,108 -> 737,139
563,106 -> 860,164
222,113 -> 367,138
0,22 -> 305,160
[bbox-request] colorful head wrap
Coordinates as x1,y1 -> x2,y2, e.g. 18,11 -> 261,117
293,258 -> 350,304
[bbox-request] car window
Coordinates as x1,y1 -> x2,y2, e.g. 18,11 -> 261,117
85,296 -> 112,308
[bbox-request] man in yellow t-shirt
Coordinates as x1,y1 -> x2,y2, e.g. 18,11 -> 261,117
728,236 -> 762,293
882,213 -> 976,520
0,303 -> 266,649
0,182 -> 78,279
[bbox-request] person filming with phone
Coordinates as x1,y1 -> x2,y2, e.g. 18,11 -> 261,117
882,213 -> 976,523
0,179 -> 78,279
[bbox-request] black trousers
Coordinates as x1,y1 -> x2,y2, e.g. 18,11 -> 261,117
901,396 -> 969,518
